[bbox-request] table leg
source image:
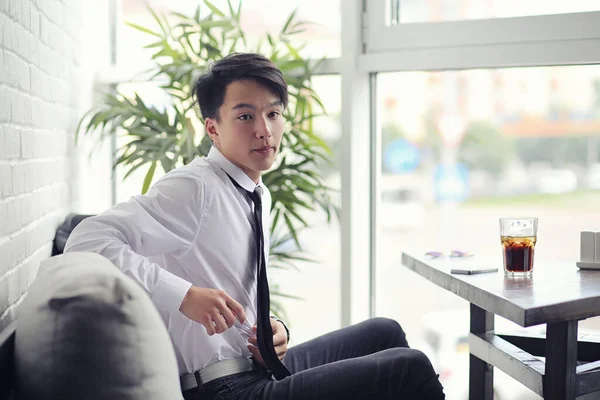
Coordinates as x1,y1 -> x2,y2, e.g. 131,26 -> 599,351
469,304 -> 494,400
544,321 -> 577,400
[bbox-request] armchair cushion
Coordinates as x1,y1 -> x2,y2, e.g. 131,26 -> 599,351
14,252 -> 183,400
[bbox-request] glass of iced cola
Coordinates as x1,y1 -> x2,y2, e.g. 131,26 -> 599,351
499,217 -> 538,277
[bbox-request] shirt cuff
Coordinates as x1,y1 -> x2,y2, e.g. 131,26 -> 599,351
151,268 -> 193,312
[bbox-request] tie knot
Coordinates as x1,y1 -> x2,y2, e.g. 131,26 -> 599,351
248,186 -> 262,207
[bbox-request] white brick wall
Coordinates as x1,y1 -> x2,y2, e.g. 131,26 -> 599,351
0,0 -> 110,330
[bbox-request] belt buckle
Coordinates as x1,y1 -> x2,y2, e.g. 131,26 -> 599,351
194,370 -> 202,387
180,372 -> 201,393
181,358 -> 258,392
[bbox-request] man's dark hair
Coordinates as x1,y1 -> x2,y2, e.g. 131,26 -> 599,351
192,53 -> 288,121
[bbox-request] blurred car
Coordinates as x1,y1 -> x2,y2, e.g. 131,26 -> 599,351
584,164 -> 600,190
418,310 -> 542,400
379,174 -> 426,229
534,169 -> 578,194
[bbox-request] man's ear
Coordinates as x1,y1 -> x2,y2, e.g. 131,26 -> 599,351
205,118 -> 218,142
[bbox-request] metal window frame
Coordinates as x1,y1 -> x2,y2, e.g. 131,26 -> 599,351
364,2 -> 600,71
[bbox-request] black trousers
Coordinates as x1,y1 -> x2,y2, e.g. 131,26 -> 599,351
183,317 -> 445,400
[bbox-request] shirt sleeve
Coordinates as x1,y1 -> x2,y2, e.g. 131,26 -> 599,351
65,174 -> 205,312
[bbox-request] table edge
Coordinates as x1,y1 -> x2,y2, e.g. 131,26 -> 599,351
402,252 -> 528,326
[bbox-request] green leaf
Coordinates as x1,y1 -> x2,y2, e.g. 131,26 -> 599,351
126,22 -> 161,37
227,0 -> 237,19
121,155 -> 151,180
141,160 -> 157,194
283,213 -> 301,249
269,290 -> 302,301
194,5 -> 201,22
271,252 -> 314,263
285,42 -> 301,59
147,6 -> 167,35
143,41 -> 165,49
278,59 -> 306,72
170,11 -> 191,20
199,20 -> 234,29
271,208 -> 281,233
204,0 -> 225,17
281,8 -> 298,34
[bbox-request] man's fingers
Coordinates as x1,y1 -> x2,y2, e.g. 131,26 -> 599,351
227,299 -> 246,324
248,345 -> 264,365
219,308 -> 237,328
180,287 -> 247,334
203,317 -> 217,336
249,335 -> 285,359
212,312 -> 228,334
275,346 -> 286,358
273,335 -> 286,346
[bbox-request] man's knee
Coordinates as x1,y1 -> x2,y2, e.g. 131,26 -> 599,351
394,349 -> 439,385
407,348 -> 434,371
381,348 -> 442,396
404,349 -> 445,398
368,317 -> 408,348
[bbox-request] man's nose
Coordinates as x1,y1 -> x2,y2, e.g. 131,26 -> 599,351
255,116 -> 272,139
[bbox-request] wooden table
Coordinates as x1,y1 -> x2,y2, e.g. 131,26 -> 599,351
401,252 -> 600,400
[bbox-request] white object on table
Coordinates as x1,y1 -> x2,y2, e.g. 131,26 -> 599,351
581,231 -> 597,262
578,230 -> 600,270
596,231 -> 600,262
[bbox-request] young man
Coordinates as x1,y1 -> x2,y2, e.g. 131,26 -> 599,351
65,53 -> 445,399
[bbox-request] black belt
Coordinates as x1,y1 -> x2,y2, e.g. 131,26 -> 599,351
180,358 -> 258,392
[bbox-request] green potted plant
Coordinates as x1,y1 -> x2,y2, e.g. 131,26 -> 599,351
76,0 -> 336,318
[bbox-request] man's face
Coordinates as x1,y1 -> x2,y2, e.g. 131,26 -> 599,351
206,79 -> 285,183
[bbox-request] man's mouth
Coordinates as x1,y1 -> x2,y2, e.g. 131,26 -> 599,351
254,146 -> 273,153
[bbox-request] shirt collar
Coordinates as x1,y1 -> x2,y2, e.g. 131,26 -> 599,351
207,146 -> 263,192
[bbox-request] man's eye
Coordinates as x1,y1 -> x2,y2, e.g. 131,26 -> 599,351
238,114 -> 252,121
269,111 -> 280,118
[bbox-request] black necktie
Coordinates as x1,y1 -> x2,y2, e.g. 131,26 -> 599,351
227,175 -> 291,380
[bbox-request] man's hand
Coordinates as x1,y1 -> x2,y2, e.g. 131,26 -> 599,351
247,318 -> 288,364
179,286 -> 246,336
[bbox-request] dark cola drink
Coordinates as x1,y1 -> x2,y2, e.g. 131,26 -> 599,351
501,236 -> 536,275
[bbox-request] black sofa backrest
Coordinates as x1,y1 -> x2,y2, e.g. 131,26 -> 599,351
52,214 -> 94,256
0,322 -> 16,400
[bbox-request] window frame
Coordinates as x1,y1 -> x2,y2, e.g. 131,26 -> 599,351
365,2 -> 600,71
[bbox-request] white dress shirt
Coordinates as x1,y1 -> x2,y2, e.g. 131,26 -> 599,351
65,146 -> 272,374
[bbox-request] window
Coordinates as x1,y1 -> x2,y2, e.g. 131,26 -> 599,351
374,65 -> 600,398
365,2 -> 600,68
390,0 -> 600,25
119,0 -> 341,68
271,75 -> 341,343
376,64 -> 600,320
